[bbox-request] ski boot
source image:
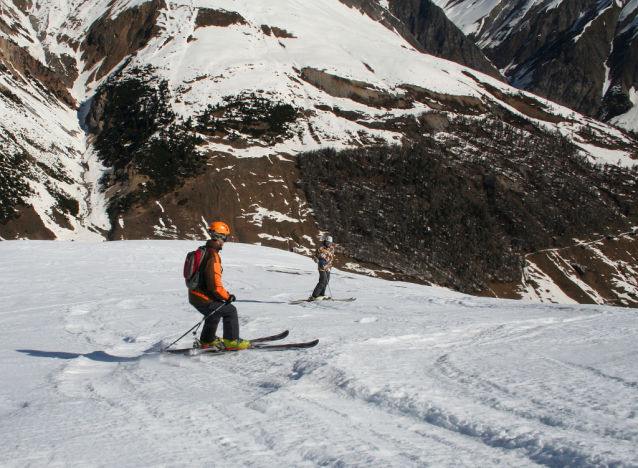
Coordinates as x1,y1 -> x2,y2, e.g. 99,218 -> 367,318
222,338 -> 251,350
195,337 -> 222,350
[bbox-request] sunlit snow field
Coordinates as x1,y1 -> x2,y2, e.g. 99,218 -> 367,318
1,241 -> 637,467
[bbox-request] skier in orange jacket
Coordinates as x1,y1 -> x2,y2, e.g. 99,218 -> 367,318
189,222 -> 250,350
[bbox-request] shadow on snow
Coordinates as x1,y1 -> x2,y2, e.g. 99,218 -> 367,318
16,349 -> 142,362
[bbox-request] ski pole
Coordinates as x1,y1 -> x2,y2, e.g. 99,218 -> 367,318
161,301 -> 226,352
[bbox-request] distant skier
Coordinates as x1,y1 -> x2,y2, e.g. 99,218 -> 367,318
188,222 -> 250,350
309,236 -> 335,300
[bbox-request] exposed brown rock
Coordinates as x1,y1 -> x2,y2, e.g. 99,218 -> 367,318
271,27 -> 295,38
44,50 -> 78,90
300,67 -> 412,108
600,8 -> 638,121
108,151 -> 321,252
12,0 -> 32,14
400,83 -> 486,113
0,37 -> 76,108
0,204 -> 56,240
81,0 -> 165,82
195,8 -> 247,29
464,73 -> 567,124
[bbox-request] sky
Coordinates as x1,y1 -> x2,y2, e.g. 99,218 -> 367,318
1,240 -> 637,467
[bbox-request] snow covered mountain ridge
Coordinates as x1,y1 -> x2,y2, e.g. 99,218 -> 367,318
432,0 -> 638,130
1,0 -> 637,306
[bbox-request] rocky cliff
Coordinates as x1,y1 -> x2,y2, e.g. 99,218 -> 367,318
433,0 -> 638,132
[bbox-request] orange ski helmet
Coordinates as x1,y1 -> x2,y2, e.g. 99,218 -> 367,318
209,221 -> 231,239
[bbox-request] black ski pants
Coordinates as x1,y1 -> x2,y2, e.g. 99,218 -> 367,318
312,269 -> 330,297
195,301 -> 239,342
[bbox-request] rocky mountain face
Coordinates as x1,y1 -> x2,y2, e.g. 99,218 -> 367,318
0,2 -> 95,240
299,114 -> 638,306
432,0 -> 638,132
0,0 -> 637,306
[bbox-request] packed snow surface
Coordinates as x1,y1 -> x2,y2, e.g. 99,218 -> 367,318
1,241 -> 637,467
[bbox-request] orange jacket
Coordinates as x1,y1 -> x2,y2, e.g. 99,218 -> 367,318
188,240 -> 231,307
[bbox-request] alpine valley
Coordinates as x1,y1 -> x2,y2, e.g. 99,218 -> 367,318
1,0 -> 638,306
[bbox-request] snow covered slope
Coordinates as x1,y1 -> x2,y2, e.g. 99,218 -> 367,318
0,240 -> 637,467
0,0 -> 109,240
76,0 -> 637,161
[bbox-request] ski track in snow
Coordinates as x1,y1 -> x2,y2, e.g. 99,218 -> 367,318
0,241 -> 637,467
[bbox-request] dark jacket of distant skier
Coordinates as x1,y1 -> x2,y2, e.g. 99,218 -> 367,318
311,236 -> 335,299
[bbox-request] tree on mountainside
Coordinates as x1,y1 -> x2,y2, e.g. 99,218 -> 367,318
298,113 -> 638,293
0,150 -> 31,225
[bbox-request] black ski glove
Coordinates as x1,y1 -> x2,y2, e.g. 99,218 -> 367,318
225,294 -> 236,304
